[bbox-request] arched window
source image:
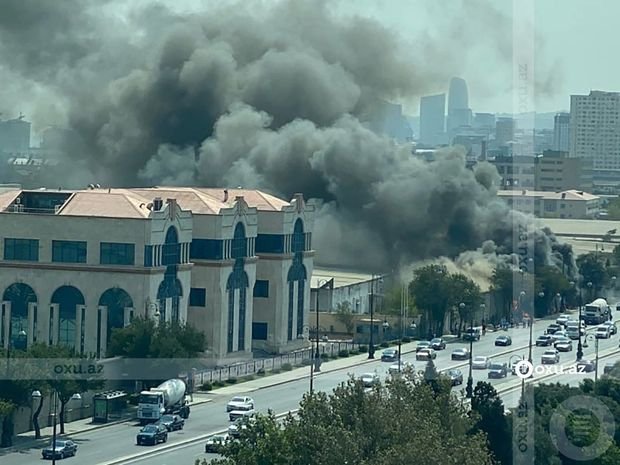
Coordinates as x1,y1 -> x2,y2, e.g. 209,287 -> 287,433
99,288 -> 133,345
157,226 -> 183,322
287,219 -> 307,340
51,285 -> 85,349
226,222 -> 249,352
3,283 -> 37,348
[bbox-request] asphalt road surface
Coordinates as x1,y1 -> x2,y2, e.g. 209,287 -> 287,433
5,316 -> 619,465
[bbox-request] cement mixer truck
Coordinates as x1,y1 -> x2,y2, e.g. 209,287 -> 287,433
137,379 -> 191,424
583,298 -> 611,325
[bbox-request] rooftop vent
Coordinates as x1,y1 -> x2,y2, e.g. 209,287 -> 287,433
561,193 -> 566,199
223,189 -> 228,202
153,197 -> 163,211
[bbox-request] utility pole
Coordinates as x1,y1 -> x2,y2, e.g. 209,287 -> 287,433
368,275 -> 375,359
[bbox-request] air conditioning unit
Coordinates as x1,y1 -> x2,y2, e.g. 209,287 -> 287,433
14,197 -> 21,204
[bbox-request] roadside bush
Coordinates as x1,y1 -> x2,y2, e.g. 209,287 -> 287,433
320,353 -> 330,361
256,368 -> 266,376
359,345 -> 368,353
225,377 -> 238,384
349,349 -> 359,355
301,359 -> 312,366
281,363 -> 293,371
380,342 -> 389,348
200,382 -> 213,391
338,350 -> 350,357
402,336 -> 411,343
212,380 -> 226,388
271,368 -> 282,374
330,354 -> 339,360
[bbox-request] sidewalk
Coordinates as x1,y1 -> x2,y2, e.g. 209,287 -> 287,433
1,393 -> 213,455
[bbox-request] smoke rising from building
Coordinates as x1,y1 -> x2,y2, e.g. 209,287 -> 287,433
0,0 -> 571,271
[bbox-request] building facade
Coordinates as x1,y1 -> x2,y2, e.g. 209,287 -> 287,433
491,155 -> 536,189
497,189 -> 600,219
570,91 -> 620,192
495,118 -> 516,147
553,112 -> 570,152
0,187 -> 314,364
535,150 -> 593,192
419,94 -> 446,146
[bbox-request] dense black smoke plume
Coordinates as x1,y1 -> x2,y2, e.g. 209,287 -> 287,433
0,0 -> 571,272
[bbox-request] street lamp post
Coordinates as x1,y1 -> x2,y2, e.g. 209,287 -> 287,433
368,275 -> 376,359
314,279 -> 330,373
587,281 -> 593,302
51,390 -> 58,465
583,334 -> 600,383
461,302 -> 474,399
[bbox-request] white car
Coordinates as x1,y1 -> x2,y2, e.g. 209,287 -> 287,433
596,326 -> 611,339
556,314 -> 570,326
226,396 -> 255,413
360,373 -> 380,388
472,356 -> 491,369
388,361 -> 412,374
554,337 -> 573,352
541,349 -> 560,364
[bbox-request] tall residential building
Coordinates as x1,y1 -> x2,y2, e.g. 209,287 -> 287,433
0,117 -> 31,155
419,94 -> 446,146
447,77 -> 472,138
495,118 -> 516,146
553,112 -> 570,151
570,90 -> 620,192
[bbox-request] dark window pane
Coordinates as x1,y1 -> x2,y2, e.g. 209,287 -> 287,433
189,288 -> 206,307
253,280 -> 269,298
52,241 -> 87,263
100,242 -> 135,265
4,238 -> 39,261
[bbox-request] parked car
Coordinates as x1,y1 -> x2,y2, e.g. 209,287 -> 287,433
416,348 -> 436,361
472,356 -> 491,369
602,321 -> 618,335
536,335 -> 553,347
554,337 -> 573,352
541,349 -> 560,364
360,373 -> 380,388
445,369 -> 463,386
451,348 -> 470,360
430,338 -> 446,350
577,360 -> 596,373
226,396 -> 255,413
156,414 -> 185,431
596,326 -> 611,339
546,324 -> 562,335
42,440 -> 78,460
495,335 -> 512,346
488,362 -> 508,379
463,328 -> 481,342
416,341 -> 431,352
205,434 -> 231,453
388,361 -> 412,374
381,348 -> 399,362
556,314 -> 570,326
229,408 -> 256,422
136,424 -> 168,445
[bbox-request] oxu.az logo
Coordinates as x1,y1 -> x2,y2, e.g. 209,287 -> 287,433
514,360 -> 589,379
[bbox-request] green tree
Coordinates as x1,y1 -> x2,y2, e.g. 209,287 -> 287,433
534,266 -> 570,316
204,376 -> 494,465
471,382 -> 511,465
450,273 -> 482,332
334,302 -> 355,334
577,253 -> 608,297
410,265 -> 452,337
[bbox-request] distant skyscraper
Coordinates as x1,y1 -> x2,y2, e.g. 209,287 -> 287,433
570,90 -> 620,191
553,112 -> 570,152
495,118 -> 516,147
368,101 -> 412,143
419,94 -> 446,146
447,77 -> 472,139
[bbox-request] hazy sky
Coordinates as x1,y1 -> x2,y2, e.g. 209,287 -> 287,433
152,0 -> 619,115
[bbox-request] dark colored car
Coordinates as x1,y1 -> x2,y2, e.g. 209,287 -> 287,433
205,434 -> 230,453
381,348 -> 399,362
488,362 -> 508,379
136,424 -> 168,445
495,335 -> 512,346
451,348 -> 470,360
416,341 -> 431,352
42,440 -> 78,460
463,328 -> 481,342
157,414 -> 185,431
536,335 -> 553,347
577,360 -> 596,373
445,369 -> 463,386
430,338 -> 446,350
546,324 -> 561,335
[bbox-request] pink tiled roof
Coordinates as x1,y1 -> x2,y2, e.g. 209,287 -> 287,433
57,189 -> 151,218
130,187 -> 227,214
197,188 -> 291,211
0,189 -> 21,210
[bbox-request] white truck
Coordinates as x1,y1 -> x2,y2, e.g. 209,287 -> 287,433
137,379 -> 191,424
583,298 -> 611,325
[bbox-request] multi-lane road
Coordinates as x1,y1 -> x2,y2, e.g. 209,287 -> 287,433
5,314 -> 620,465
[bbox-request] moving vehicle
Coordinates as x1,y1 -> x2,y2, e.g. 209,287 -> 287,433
137,379 -> 190,424
554,337 -> 573,352
566,327 -> 580,340
472,356 -> 491,369
602,321 -> 618,335
445,369 -> 463,386
226,396 -> 255,413
556,314 -> 570,326
229,408 -> 255,423
583,298 -> 611,325
596,325 -> 611,339
576,360 -> 596,373
42,440 -> 78,460
205,434 -> 231,453
495,335 -> 512,346
381,348 -> 399,362
415,348 -> 436,361
536,335 -> 553,347
546,324 -> 561,335
388,361 -> 412,374
430,338 -> 446,350
416,341 -> 431,352
228,416 -> 257,438
136,424 -> 168,445
157,414 -> 184,431
541,349 -> 560,365
451,348 -> 470,360
488,362 -> 508,379
360,373 -> 380,387
463,328 -> 481,342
